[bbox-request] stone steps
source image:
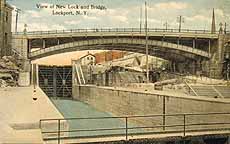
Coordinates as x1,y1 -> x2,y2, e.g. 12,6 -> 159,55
190,85 -> 230,98
214,86 -> 230,98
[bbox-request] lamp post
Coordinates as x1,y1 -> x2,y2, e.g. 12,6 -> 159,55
219,22 -> 224,34
163,22 -> 170,31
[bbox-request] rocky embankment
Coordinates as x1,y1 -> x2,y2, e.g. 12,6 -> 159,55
0,56 -> 22,88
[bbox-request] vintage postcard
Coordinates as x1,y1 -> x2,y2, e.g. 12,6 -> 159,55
0,0 -> 230,143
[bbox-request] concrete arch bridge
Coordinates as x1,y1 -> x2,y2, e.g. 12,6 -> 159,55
12,28 -> 225,77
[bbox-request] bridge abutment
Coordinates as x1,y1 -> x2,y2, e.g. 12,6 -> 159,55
17,59 -> 31,87
12,33 -> 33,86
169,59 -> 204,76
12,34 -> 28,59
208,34 -> 225,79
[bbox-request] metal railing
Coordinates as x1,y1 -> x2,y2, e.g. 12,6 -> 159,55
183,80 -> 198,96
40,112 -> 230,144
11,48 -> 23,58
14,28 -> 222,35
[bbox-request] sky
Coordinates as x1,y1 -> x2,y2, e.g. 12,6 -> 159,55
8,0 -> 230,32
7,0 -> 230,65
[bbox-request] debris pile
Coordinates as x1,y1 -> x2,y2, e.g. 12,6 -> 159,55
0,56 -> 22,88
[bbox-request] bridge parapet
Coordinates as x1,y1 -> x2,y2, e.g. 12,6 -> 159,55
14,28 -> 221,35
13,28 -> 219,39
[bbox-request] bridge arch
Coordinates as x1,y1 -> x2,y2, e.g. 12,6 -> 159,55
29,38 -> 210,61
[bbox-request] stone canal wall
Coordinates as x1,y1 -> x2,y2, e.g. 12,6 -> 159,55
73,85 -> 230,132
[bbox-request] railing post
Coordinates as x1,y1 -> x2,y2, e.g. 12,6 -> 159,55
163,96 -> 166,131
125,117 -> 128,140
58,119 -> 61,144
183,114 -> 186,137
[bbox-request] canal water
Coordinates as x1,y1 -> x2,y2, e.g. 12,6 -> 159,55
51,98 -> 131,137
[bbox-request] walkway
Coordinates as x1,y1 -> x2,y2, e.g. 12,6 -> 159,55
0,86 -> 65,143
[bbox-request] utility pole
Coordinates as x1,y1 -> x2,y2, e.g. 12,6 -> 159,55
140,6 -> 142,33
145,1 -> 149,83
177,15 -> 185,32
15,8 -> 21,33
224,22 -> 227,34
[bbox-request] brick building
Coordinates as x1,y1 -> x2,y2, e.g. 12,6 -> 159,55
0,0 -> 13,57
94,50 -> 127,64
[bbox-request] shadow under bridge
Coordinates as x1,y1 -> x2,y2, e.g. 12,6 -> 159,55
29,38 -> 210,61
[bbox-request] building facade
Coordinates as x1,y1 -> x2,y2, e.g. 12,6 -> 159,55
0,0 -> 13,57
75,53 -> 96,66
94,51 -> 126,64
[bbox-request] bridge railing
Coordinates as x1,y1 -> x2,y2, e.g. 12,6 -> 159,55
40,112 -> 230,144
14,28 -> 220,35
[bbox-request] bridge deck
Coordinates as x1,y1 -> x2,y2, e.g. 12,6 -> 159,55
13,28 -> 219,39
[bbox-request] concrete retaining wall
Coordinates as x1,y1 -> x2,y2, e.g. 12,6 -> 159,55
18,72 -> 30,86
73,85 -> 230,132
